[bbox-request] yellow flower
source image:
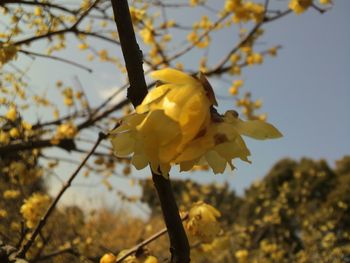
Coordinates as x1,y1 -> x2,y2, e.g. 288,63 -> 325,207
110,68 -> 282,176
187,31 -> 210,48
98,49 -> 109,61
176,110 -> 281,174
129,6 -> 146,24
0,209 -> 8,218
111,68 -> 215,175
3,190 -> 20,199
186,201 -> 221,243
235,249 -> 249,263
230,53 -> 241,64
20,193 -> 50,228
0,131 -> 10,144
22,121 -> 32,130
6,106 -> 17,121
229,86 -> 239,95
78,43 -> 89,50
116,250 -> 139,263
9,127 -> 20,138
144,256 -> 158,263
56,122 -> 78,139
0,44 -> 18,66
289,0 -> 312,14
268,46 -> 278,56
224,0 -> 241,12
34,6 -> 42,16
100,253 -> 116,263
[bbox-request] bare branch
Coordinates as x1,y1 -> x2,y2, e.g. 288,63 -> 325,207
16,132 -> 107,258
116,213 -> 189,262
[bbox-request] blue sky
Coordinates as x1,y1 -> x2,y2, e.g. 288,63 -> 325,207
5,0 -> 349,213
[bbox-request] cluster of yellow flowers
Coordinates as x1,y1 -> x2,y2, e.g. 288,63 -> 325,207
129,6 -> 147,25
0,43 -> 17,67
55,122 -> 78,140
62,87 -> 74,106
110,68 -> 281,176
100,252 -> 158,263
187,31 -> 211,49
1,106 -> 33,145
5,105 -> 17,121
20,192 -> 51,229
229,79 -> 244,95
224,0 -> 265,24
236,92 -> 266,121
186,201 -> 221,243
140,21 -> 155,46
235,249 -> 249,263
3,190 -> 21,199
289,0 -> 332,14
289,0 -> 313,14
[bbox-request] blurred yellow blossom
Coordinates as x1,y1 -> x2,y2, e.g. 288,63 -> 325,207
186,201 -> 221,243
129,6 -> 146,24
20,193 -> 50,228
0,209 -> 7,218
144,256 -> 158,263
3,190 -> 20,199
56,122 -> 78,139
0,131 -> 10,144
6,106 -> 17,121
9,127 -> 20,138
100,253 -> 116,263
0,44 -> 18,66
235,249 -> 249,263
289,0 -> 312,14
78,43 -> 89,50
34,6 -> 42,16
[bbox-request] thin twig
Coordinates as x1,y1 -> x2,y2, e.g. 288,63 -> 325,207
17,132 -> 107,258
116,213 -> 189,262
19,49 -> 93,73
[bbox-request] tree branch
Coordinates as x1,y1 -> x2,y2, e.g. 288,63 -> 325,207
116,212 -> 189,262
110,1 -> 190,262
111,0 -> 147,108
16,132 -> 106,259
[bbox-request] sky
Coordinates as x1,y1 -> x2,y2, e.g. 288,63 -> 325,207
4,0 -> 350,214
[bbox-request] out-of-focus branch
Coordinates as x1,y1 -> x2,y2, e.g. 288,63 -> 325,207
0,0 -> 77,14
116,212 -> 189,262
16,132 -> 107,259
0,138 -> 76,156
19,49 -> 93,73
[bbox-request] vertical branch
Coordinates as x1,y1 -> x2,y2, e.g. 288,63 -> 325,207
152,173 -> 190,263
111,0 -> 147,108
110,1 -> 190,262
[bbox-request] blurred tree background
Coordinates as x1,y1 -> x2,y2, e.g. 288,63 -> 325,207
2,154 -> 349,262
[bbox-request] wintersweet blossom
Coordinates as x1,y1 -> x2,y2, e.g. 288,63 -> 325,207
186,201 -> 221,243
100,253 -> 116,263
20,193 -> 50,228
289,0 -> 312,14
110,68 -> 282,176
